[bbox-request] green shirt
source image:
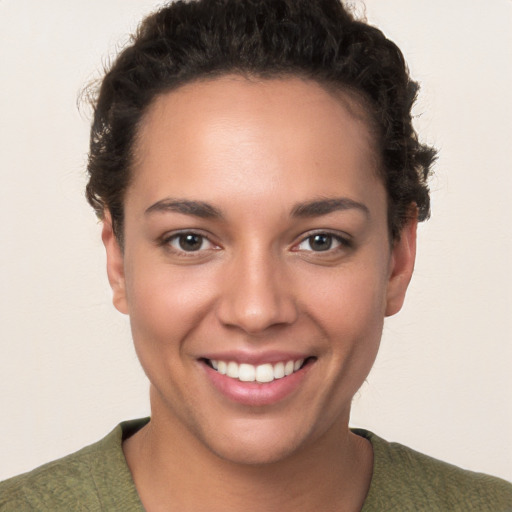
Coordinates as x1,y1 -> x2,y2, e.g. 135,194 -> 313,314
1,418 -> 511,511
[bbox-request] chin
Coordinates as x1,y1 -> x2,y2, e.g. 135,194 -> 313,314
197,417 -> 318,467
210,437 -> 301,466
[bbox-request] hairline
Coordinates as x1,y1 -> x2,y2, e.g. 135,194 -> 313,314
113,71 -> 389,247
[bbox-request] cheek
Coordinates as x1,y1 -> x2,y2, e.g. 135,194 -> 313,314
124,253 -> 218,349
303,261 -> 389,335
301,260 -> 388,383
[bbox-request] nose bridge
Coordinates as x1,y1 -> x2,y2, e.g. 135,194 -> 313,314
217,240 -> 298,334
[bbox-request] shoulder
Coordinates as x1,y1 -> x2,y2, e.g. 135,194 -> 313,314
0,419 -> 147,511
355,429 -> 512,512
0,438 -> 108,511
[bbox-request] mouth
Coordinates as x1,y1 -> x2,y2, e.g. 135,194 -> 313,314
202,357 -> 315,384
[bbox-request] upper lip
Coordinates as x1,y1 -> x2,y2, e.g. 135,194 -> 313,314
199,350 -> 313,366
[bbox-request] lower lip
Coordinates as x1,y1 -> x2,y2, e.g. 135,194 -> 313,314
202,362 -> 312,406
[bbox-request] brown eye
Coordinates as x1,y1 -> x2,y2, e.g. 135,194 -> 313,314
308,234 -> 333,252
165,232 -> 215,253
178,233 -> 204,251
294,232 -> 351,254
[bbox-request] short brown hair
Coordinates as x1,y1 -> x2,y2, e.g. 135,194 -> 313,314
86,0 -> 435,242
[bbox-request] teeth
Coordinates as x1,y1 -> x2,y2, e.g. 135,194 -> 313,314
255,363 -> 274,383
227,361 -> 239,379
217,360 -> 227,375
209,358 -> 305,383
273,362 -> 285,379
284,360 -> 294,376
239,363 -> 256,382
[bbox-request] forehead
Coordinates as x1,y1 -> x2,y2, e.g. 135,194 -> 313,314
128,76 -> 383,214
137,76 -> 376,159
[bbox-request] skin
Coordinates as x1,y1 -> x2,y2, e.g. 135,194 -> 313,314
102,76 -> 417,511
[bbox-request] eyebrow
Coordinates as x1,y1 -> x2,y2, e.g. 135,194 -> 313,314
145,199 -> 223,218
144,196 -> 369,219
291,197 -> 370,218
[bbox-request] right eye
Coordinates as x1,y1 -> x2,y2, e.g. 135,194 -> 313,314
163,232 -> 217,254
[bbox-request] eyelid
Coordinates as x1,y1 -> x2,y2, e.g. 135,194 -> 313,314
159,229 -> 221,254
291,229 -> 353,252
158,228 -> 353,256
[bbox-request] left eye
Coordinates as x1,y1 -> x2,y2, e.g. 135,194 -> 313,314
167,233 -> 214,252
296,233 -> 345,252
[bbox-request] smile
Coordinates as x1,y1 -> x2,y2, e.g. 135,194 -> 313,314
208,359 -> 306,383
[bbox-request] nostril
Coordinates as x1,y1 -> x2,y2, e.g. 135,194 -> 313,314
216,293 -> 299,334
215,261 -> 299,334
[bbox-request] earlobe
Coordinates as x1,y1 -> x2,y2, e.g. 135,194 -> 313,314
385,214 -> 418,317
101,211 -> 129,314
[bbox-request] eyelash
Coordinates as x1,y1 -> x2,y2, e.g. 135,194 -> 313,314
293,231 -> 353,254
160,231 -> 219,257
160,230 -> 352,257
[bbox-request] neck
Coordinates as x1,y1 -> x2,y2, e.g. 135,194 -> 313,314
123,395 -> 373,512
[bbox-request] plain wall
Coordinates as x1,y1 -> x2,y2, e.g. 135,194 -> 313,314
1,0 -> 511,481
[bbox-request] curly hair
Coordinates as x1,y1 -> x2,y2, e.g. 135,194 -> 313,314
86,0 -> 435,242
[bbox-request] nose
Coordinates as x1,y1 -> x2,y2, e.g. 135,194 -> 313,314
216,248 -> 299,335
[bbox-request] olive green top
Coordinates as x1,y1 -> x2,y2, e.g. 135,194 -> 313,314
1,418 -> 511,511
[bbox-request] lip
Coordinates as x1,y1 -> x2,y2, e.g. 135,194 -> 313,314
199,353 -> 315,406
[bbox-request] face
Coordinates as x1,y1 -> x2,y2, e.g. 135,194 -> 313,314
103,76 -> 416,465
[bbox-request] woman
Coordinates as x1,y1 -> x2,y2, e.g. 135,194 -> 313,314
1,0 -> 511,510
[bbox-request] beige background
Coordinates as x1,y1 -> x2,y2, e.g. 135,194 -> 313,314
1,0 -> 511,481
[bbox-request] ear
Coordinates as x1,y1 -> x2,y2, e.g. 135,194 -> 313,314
101,211 -> 129,314
385,213 -> 418,317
